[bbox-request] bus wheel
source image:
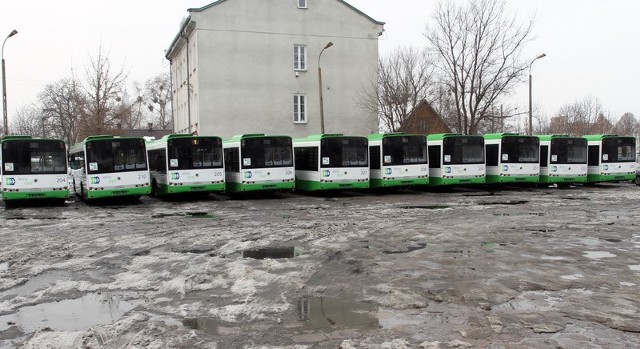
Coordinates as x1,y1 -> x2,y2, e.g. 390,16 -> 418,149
635,176 -> 640,186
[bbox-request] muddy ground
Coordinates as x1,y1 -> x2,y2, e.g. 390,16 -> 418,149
1,183 -> 639,348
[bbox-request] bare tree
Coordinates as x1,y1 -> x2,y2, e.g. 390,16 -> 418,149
614,112 -> 638,136
550,96 -> 612,136
359,46 -> 435,132
144,72 -> 172,130
39,77 -> 85,145
78,47 -> 130,139
11,105 -> 44,137
426,0 -> 534,134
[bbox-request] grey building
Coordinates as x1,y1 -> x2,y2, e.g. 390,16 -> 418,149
165,0 -> 384,138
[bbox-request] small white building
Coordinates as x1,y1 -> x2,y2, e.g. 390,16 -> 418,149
165,0 -> 384,138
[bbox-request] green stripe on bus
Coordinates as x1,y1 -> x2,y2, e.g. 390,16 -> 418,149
2,191 -> 69,201
295,180 -> 369,191
369,178 -> 428,188
85,187 -> 151,200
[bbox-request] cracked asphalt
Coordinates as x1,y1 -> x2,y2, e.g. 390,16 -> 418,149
1,183 -> 639,348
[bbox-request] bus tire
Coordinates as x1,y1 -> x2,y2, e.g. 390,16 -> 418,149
635,176 -> 640,186
80,183 -> 86,201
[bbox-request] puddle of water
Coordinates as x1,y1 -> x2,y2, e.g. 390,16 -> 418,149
583,251 -> 616,260
152,211 -> 219,219
400,205 -> 450,210
1,271 -> 70,297
602,238 -> 622,243
479,200 -> 528,206
295,296 -> 379,331
242,246 -> 304,259
383,243 -> 426,255
0,293 -> 137,333
377,310 -> 422,329
629,265 -> 640,271
442,250 -> 472,257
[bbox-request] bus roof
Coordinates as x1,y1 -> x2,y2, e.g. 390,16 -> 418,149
483,132 -> 538,140
426,133 -> 465,141
1,135 -> 66,143
582,134 -> 626,141
151,134 -> 222,142
1,135 -> 33,141
225,133 -> 291,142
537,134 -> 574,141
294,134 -> 347,142
367,132 -> 424,141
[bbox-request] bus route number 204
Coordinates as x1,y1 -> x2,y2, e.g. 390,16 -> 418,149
138,173 -> 148,180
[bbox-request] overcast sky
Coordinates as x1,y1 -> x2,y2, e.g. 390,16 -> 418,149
1,0 -> 639,126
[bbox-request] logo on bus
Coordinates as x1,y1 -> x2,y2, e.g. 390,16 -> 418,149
322,170 -> 331,177
90,177 -> 100,184
551,166 -> 558,172
444,167 -> 452,174
170,172 -> 180,180
4,177 -> 15,186
243,171 -> 253,179
502,165 -> 509,172
384,168 -> 392,175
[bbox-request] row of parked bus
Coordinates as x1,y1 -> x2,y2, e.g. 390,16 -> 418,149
0,133 -> 637,203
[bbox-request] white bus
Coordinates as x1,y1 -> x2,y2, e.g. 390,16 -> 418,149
0,135 -> 69,204
69,135 -> 150,201
223,134 -> 295,193
146,134 -> 225,196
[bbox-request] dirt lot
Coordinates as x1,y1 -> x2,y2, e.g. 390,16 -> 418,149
1,183 -> 640,348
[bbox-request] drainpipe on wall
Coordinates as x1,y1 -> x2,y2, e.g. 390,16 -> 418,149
181,31 -> 191,134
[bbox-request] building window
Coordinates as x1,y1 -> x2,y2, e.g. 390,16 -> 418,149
294,45 -> 307,71
298,0 -> 307,9
294,94 -> 306,123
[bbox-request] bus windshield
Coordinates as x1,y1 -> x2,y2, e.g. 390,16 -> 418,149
442,136 -> 484,164
241,137 -> 293,169
86,138 -> 147,174
321,137 -> 368,168
602,137 -> 636,163
550,138 -> 587,164
2,139 -> 67,175
382,136 -> 427,166
167,137 -> 223,170
501,136 -> 539,163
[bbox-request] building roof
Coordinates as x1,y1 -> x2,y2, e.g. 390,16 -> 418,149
166,0 -> 384,59
189,0 -> 384,25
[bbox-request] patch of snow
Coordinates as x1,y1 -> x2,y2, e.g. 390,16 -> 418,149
629,265 -> 640,271
541,256 -> 566,261
620,282 -> 636,287
583,251 -> 616,260
560,274 -> 584,280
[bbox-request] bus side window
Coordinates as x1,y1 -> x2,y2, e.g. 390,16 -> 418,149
588,145 -> 599,166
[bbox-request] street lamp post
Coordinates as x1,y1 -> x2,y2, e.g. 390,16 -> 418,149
2,29 -> 18,136
528,53 -> 546,135
318,41 -> 333,134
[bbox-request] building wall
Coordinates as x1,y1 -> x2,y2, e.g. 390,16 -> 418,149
169,0 -> 383,139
